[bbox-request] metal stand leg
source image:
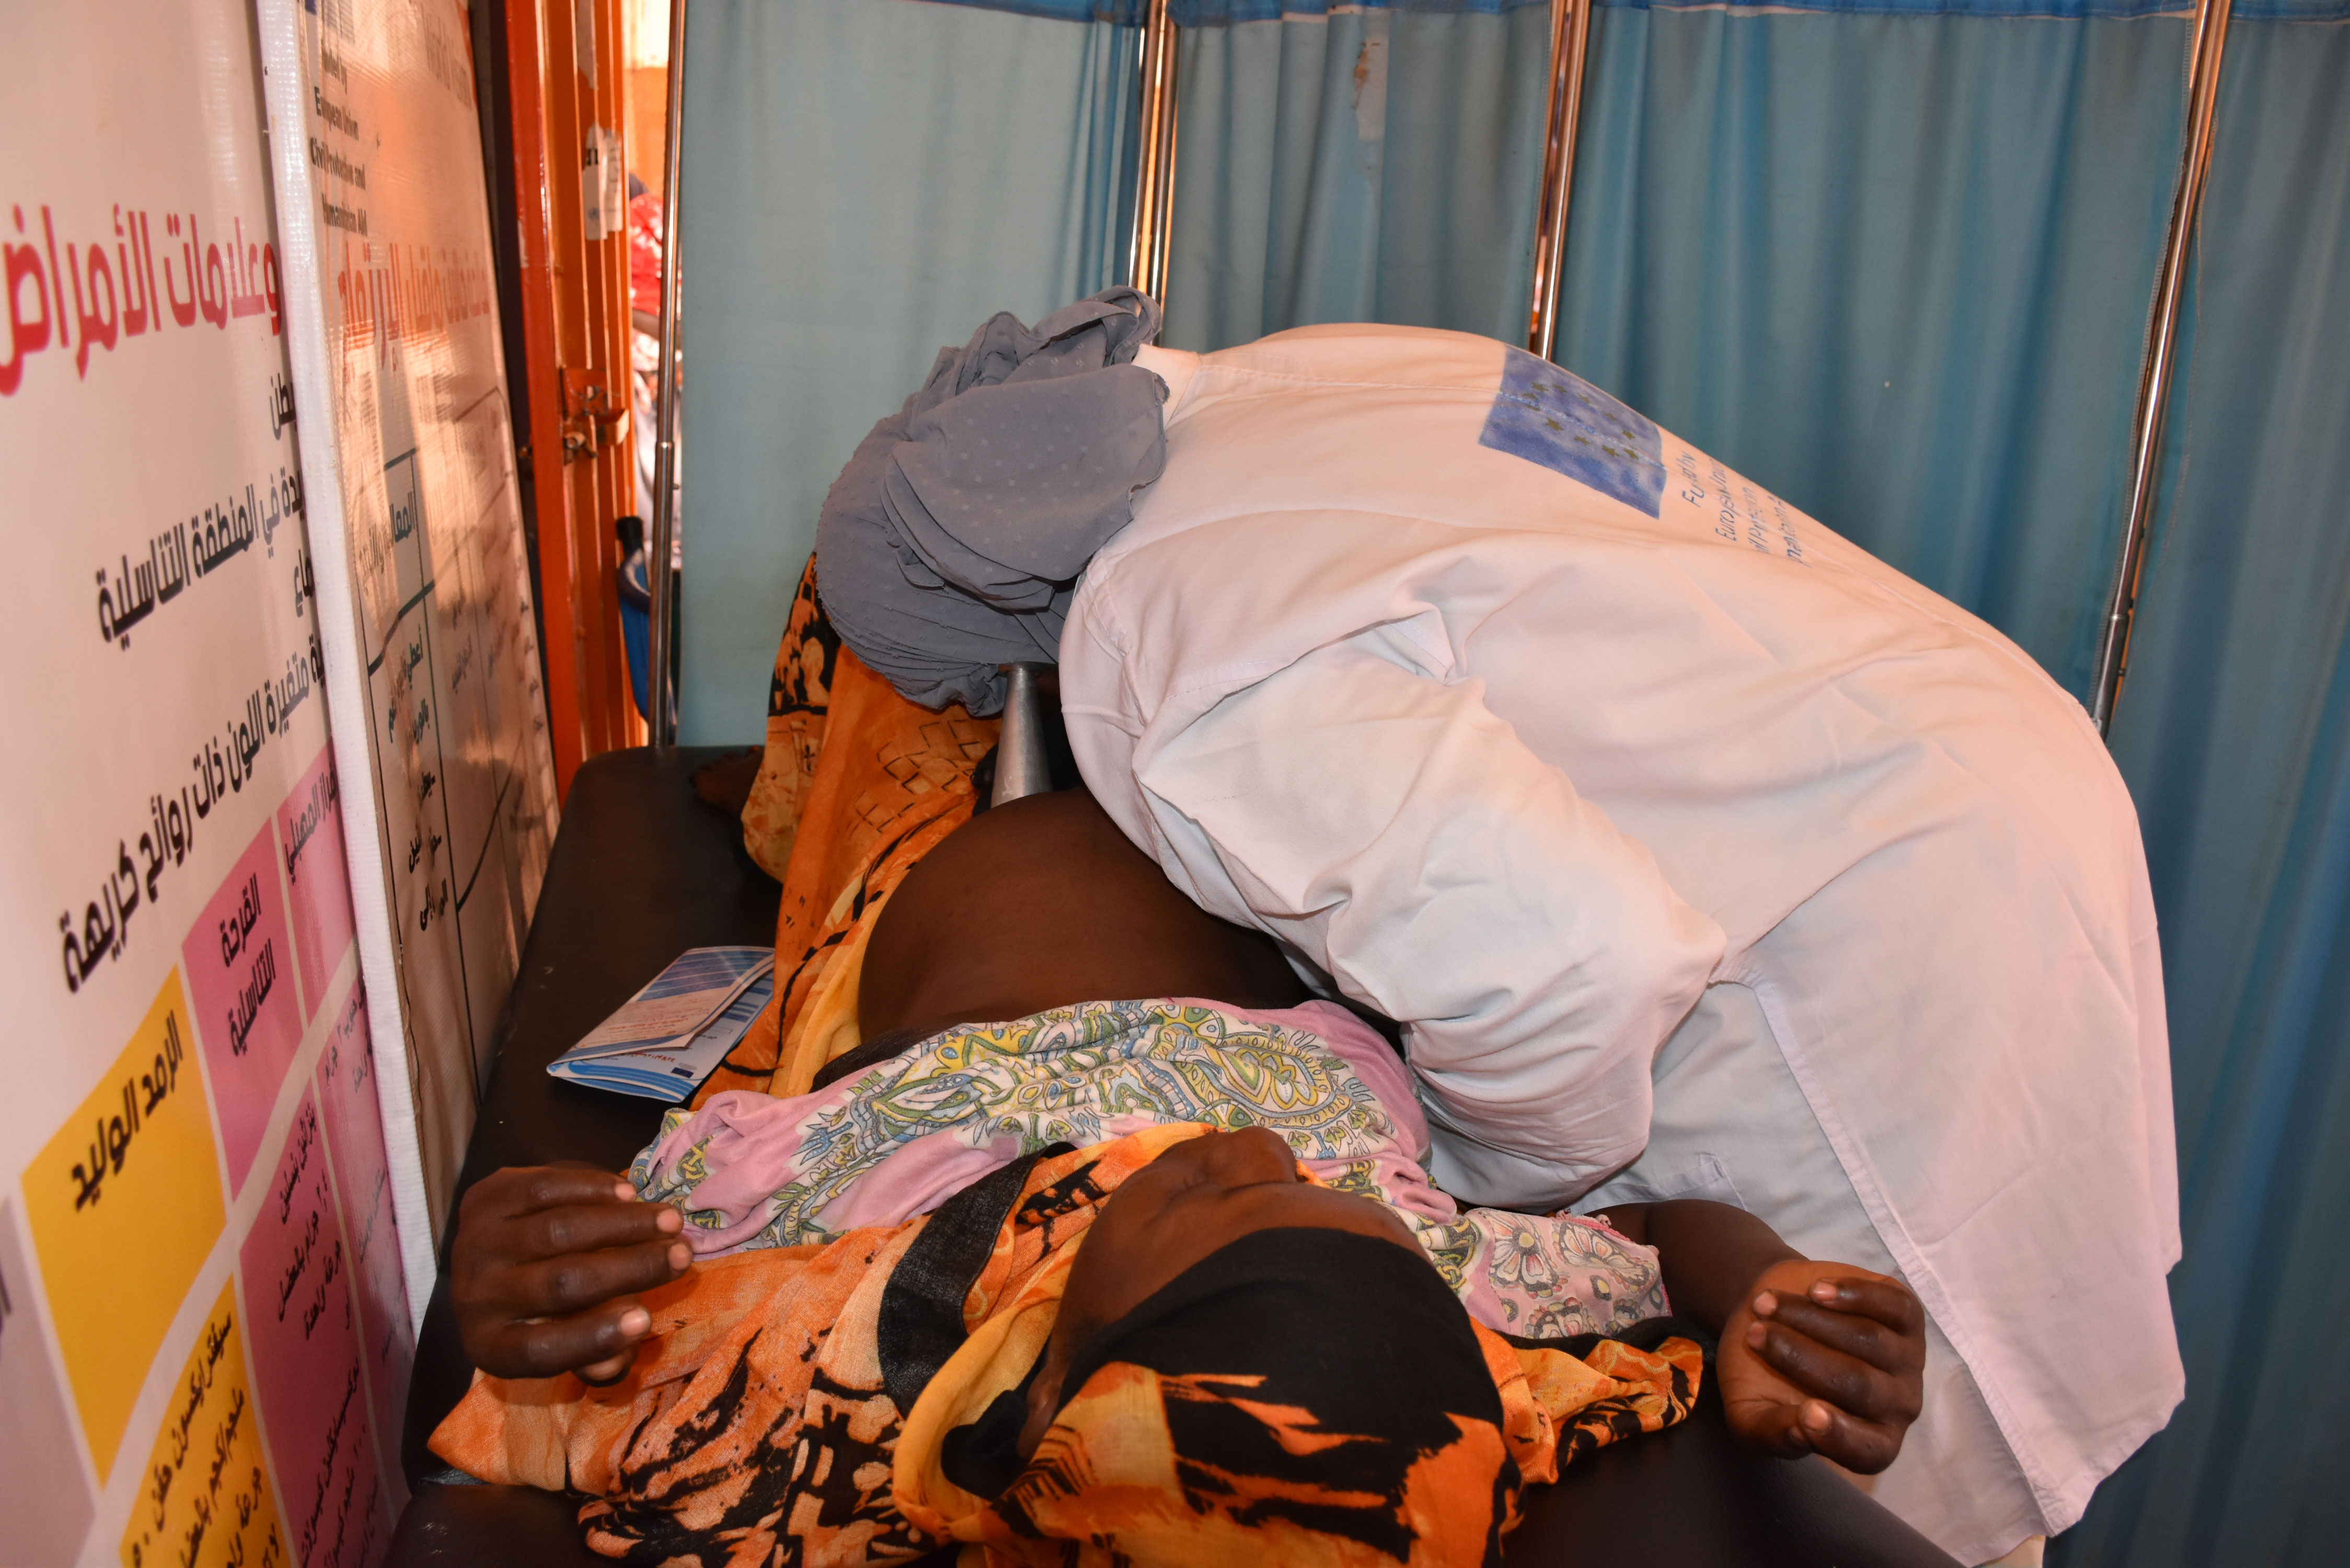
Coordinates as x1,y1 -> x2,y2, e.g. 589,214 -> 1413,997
990,664 -> 1055,808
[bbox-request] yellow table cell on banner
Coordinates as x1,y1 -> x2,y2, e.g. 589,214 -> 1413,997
27,971 -> 227,1482
118,1279 -> 286,1568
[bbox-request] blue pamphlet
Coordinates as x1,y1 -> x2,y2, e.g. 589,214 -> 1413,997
546,946 -> 774,1103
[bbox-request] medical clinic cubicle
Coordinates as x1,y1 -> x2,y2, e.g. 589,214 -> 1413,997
2,1 -> 2344,1565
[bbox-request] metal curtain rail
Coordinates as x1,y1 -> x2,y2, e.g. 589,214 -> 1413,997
1128,0 -> 1180,324
2091,0 -> 2234,737
650,0 -> 691,746
1526,0 -> 1594,359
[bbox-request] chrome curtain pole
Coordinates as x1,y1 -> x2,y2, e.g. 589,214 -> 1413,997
2090,0 -> 2234,737
649,0 -> 691,746
1525,0 -> 1594,360
1127,0 -> 1180,326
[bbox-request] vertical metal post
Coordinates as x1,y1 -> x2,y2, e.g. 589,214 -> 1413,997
649,0 -> 690,746
1127,0 -> 1180,322
991,665 -> 1054,807
1526,0 -> 1594,361
2090,0 -> 2233,737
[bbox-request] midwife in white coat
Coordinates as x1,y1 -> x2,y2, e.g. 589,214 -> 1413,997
813,296 -> 2182,1567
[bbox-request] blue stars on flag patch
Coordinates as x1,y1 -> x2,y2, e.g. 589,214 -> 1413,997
1479,347 -> 1665,517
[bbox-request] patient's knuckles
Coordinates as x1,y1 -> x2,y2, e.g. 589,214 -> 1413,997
523,1173 -> 586,1212
482,1313 -> 589,1380
463,1327 -> 515,1376
1847,1277 -> 1923,1333
516,1317 -> 590,1376
452,1252 -> 525,1319
1766,1329 -> 1873,1406
476,1165 -> 567,1214
531,1209 -> 582,1256
455,1303 -> 512,1367
1849,1374 -> 1905,1423
459,1172 -> 530,1233
520,1164 -> 618,1213
540,1256 -> 620,1311
1862,1370 -> 1923,1426
1886,1284 -> 1925,1334
1768,1296 -> 1848,1340
534,1204 -> 637,1257
1859,1416 -> 1907,1470
1779,1299 -> 1894,1363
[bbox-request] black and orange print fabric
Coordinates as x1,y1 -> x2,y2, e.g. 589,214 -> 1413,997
701,558 -> 999,1105
432,1124 -> 1702,1566
430,1126 -> 1202,1564
920,1226 -> 1524,1566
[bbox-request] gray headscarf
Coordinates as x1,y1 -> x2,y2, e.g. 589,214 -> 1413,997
814,289 -> 1169,716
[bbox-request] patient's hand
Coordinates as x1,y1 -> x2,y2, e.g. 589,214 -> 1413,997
1717,1259 -> 1924,1472
451,1163 -> 692,1383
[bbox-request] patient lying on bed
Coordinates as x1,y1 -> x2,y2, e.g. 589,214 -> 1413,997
437,790 -> 1924,1564
801,290 -> 2177,1563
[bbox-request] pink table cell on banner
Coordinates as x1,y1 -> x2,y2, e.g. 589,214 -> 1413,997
182,818 -> 303,1193
280,744 -> 356,1027
315,980 -> 414,1511
239,1087 -> 394,1568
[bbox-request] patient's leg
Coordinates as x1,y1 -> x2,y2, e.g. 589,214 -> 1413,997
857,789 -> 1303,1041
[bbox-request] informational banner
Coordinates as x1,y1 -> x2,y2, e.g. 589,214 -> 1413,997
257,0 -> 561,1310
0,3 -> 413,1562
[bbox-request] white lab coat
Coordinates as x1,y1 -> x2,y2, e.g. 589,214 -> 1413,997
1061,325 -> 2181,1533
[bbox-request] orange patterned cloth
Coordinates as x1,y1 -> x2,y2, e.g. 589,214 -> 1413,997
704,559 -> 999,1104
430,1124 -> 1702,1566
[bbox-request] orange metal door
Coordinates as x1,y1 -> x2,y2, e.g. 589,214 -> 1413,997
503,0 -> 644,795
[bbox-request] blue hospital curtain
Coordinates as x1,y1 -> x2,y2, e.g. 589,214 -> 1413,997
2062,14 -> 2350,1564
1162,0 -> 1553,349
1552,2 -> 2185,697
1162,0 -> 2191,696
676,0 -> 1139,743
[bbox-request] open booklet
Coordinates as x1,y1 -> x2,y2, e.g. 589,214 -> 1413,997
546,945 -> 775,1103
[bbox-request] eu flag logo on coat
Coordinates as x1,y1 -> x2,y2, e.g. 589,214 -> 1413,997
1480,347 -> 1665,517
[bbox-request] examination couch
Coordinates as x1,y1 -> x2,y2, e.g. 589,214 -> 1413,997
387,746 -> 1960,1567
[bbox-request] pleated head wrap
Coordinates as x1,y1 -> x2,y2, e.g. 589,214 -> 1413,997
814,288 -> 1168,716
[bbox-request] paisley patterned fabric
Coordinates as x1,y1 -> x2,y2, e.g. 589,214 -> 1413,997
636,998 -> 1669,1342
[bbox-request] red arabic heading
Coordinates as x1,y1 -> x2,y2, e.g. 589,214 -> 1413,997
335,236 -> 493,356
3,202 -> 281,397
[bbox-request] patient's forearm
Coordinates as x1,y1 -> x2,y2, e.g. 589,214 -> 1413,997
1598,1199 -> 1802,1334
